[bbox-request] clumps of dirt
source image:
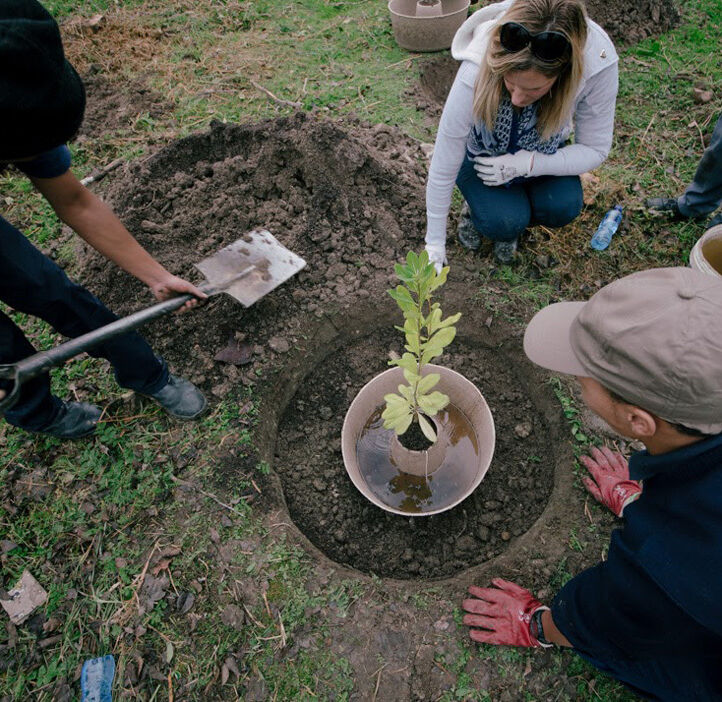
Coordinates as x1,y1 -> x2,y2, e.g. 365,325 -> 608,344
275,326 -> 555,580
84,112 -> 429,394
585,0 -> 680,45
79,72 -> 171,140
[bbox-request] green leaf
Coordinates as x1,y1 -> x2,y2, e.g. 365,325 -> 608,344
405,331 -> 420,355
425,307 -> 442,334
388,286 -> 415,314
416,373 -> 440,394
417,391 -> 449,416
391,352 -> 418,373
383,409 -> 414,435
417,413 -> 437,442
429,266 -> 448,291
383,392 -> 408,409
439,312 -> 461,329
428,326 -> 456,348
402,367 -> 419,385
398,384 -> 414,402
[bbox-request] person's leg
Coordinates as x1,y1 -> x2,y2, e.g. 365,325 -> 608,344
0,215 -> 168,398
678,114 -> 722,218
0,309 -> 63,430
456,157 -> 531,243
526,175 -> 583,228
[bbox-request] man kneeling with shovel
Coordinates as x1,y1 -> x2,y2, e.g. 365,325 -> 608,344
0,0 -> 207,439
463,267 -> 722,699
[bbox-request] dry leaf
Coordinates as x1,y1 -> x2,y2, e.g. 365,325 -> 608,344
224,655 -> 240,680
176,592 -> 195,614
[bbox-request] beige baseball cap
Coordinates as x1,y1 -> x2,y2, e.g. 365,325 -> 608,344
523,267 -> 722,434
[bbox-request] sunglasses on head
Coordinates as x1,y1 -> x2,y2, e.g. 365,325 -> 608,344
499,22 -> 571,63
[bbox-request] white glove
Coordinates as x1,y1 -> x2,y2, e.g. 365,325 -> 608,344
425,243 -> 447,274
473,150 -> 535,187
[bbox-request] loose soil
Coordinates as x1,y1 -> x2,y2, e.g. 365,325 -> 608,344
85,113 -> 430,390
275,326 -> 555,579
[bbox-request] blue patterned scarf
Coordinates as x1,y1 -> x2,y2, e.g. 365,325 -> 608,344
466,97 -> 564,158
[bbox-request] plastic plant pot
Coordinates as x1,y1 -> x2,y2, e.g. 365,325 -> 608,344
689,223 -> 722,278
388,0 -> 470,52
342,364 -> 495,516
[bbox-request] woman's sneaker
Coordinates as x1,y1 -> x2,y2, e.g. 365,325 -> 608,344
147,374 -> 207,420
457,202 -> 482,251
493,238 -> 518,265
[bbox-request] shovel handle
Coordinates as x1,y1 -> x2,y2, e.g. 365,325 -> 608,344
0,291 -> 204,414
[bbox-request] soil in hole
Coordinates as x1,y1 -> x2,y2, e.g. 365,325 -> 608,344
397,417 -> 433,452
275,327 -> 554,579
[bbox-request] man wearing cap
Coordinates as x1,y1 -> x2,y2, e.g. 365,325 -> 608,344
462,267 -> 722,700
0,0 -> 207,439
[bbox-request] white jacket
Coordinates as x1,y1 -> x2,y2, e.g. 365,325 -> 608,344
426,0 -> 619,248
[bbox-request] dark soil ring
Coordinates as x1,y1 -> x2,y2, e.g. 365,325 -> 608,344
275,315 -> 563,579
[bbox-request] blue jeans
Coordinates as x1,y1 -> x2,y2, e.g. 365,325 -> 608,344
0,216 -> 168,431
456,156 -> 583,242
678,114 -> 722,218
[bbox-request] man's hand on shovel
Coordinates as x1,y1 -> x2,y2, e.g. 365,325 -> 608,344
149,273 -> 207,313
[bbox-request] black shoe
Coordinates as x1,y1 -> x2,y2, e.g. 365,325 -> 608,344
457,202 -> 481,251
147,374 -> 207,420
38,401 -> 102,439
646,197 -> 686,220
493,238 -> 518,264
707,212 -> 722,229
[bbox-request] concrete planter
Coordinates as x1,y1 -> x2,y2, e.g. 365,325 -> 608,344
388,0 -> 470,52
342,364 -> 495,516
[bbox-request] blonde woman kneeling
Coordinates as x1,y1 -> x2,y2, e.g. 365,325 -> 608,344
425,0 -> 618,267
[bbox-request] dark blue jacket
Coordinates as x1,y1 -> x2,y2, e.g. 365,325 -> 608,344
551,433 -> 722,701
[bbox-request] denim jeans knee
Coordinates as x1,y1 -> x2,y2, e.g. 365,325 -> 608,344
528,175 -> 583,228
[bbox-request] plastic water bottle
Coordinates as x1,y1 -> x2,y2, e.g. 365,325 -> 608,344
81,655 -> 115,702
590,205 -> 623,251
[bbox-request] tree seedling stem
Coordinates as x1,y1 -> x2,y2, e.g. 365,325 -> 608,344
382,251 -> 461,442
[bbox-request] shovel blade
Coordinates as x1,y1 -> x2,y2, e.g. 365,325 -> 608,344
194,229 -> 306,307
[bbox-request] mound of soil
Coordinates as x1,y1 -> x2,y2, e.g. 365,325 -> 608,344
86,113 -> 428,389
585,0 -> 679,45
275,326 -> 555,580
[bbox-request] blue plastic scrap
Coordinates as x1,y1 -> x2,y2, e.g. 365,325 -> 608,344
81,655 -> 115,702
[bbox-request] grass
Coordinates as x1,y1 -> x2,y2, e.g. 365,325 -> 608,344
1,0 -> 720,698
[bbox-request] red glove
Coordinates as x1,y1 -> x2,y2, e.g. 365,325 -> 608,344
580,446 -> 642,517
462,578 -> 548,647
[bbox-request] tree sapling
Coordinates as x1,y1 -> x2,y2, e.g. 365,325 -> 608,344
382,250 -> 461,443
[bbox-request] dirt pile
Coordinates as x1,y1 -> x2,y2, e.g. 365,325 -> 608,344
85,113 -> 428,390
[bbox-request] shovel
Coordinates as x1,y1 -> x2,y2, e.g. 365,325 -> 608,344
0,229 -> 305,413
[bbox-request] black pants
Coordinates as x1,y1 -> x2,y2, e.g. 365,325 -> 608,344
0,215 -> 168,431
